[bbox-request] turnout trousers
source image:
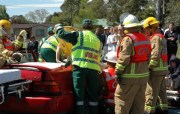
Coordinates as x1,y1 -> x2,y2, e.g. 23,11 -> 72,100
145,75 -> 168,113
114,77 -> 148,114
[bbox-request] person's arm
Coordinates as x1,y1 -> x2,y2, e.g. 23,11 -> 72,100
165,31 -> 171,40
27,42 -> 31,50
56,44 -> 62,63
149,36 -> 161,70
33,41 -> 39,52
115,36 -> 133,74
56,29 -> 79,45
13,30 -> 26,51
106,35 -> 111,45
112,35 -> 117,44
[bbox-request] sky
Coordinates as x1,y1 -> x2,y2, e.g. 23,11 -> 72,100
0,0 -> 64,16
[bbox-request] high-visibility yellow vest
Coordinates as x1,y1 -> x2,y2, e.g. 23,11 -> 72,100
41,35 -> 59,52
72,30 -> 101,71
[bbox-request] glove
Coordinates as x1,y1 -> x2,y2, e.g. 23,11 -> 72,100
12,53 -> 22,62
54,24 -> 63,34
65,61 -> 72,68
115,69 -> 122,76
115,69 -> 122,83
19,30 -> 27,39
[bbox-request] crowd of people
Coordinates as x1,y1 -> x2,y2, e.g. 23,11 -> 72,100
0,13 -> 180,114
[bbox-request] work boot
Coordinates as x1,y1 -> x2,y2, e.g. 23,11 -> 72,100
155,108 -> 163,114
144,111 -> 156,114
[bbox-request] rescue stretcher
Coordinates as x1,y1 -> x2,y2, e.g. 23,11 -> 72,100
0,69 -> 32,104
166,78 -> 180,106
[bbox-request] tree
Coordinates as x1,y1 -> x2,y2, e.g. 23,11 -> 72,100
0,5 -> 9,20
164,0 -> 180,25
10,15 -> 30,24
25,9 -> 49,23
60,0 -> 80,25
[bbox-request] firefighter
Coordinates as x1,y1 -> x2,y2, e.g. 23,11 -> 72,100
142,17 -> 168,114
53,19 -> 102,114
0,19 -> 26,67
114,13 -> 151,114
102,51 -> 117,112
38,27 -> 54,62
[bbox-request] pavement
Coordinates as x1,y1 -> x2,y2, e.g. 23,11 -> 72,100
169,107 -> 180,114
0,109 -> 180,114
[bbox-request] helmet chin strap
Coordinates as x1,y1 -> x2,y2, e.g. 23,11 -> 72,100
149,24 -> 153,36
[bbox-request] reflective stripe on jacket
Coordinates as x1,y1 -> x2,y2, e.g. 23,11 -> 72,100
116,33 -> 151,78
150,33 -> 168,62
103,68 -> 117,105
149,33 -> 168,75
41,35 -> 59,52
127,33 -> 151,62
72,30 -> 101,71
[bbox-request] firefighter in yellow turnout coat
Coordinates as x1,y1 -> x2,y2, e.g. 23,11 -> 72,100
0,19 -> 26,67
143,17 -> 168,114
114,13 -> 151,114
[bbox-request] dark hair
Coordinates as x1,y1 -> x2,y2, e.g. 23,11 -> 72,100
83,24 -> 93,30
48,31 -> 54,35
169,22 -> 174,25
107,61 -> 116,67
30,36 -> 35,39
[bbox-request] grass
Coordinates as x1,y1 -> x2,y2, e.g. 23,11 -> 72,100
176,44 -> 180,58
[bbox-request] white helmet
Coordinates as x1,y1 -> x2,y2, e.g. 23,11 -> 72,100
120,13 -> 140,28
104,51 -> 117,63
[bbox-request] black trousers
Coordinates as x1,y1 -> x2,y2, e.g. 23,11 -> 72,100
167,46 -> 178,63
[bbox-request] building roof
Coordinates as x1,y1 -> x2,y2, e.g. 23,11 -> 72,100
11,24 -> 55,29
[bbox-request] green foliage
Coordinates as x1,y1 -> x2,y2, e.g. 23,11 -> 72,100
0,5 -> 9,20
164,0 -> 180,25
46,0 -> 179,27
10,15 -> 30,24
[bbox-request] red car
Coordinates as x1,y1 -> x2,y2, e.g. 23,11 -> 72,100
0,62 -> 75,114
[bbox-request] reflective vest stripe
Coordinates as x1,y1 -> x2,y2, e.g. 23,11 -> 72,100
89,101 -> 98,106
122,72 -> 149,78
150,60 -> 158,66
145,105 -> 156,110
72,32 -> 101,53
104,69 -> 115,81
42,36 -> 59,52
126,33 -> 151,62
134,41 -> 150,46
72,46 -> 100,53
44,41 -> 57,52
14,40 -> 23,47
158,104 -> 168,109
153,58 -> 168,71
116,63 -> 126,70
1,49 -> 9,59
76,101 -> 84,105
72,31 -> 101,71
73,58 -> 101,67
106,99 -> 114,104
128,33 -> 150,46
